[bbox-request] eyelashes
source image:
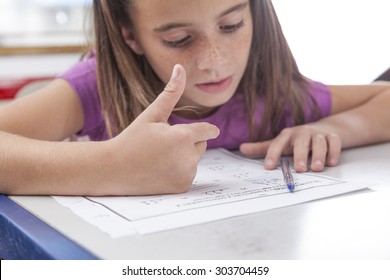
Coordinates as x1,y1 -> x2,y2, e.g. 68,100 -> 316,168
220,19 -> 245,33
162,20 -> 245,48
163,36 -> 191,48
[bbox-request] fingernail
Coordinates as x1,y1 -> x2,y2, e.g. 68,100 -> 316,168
329,158 -> 338,166
171,64 -> 180,80
264,159 -> 274,167
297,161 -> 306,170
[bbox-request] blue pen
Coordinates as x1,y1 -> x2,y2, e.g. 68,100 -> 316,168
281,157 -> 295,192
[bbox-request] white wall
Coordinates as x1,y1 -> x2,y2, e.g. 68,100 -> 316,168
0,54 -> 81,78
1,1 -> 390,84
273,0 -> 390,84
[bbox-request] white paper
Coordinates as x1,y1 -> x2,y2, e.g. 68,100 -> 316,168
53,149 -> 371,237
54,196 -> 137,238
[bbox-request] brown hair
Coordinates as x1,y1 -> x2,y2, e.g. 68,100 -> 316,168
93,0 -> 320,140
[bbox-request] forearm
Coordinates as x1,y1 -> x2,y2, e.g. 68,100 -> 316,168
0,64 -> 219,196
240,86 -> 390,170
0,131 -> 110,196
316,88 -> 390,148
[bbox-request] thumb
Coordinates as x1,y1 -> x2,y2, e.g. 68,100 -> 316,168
136,64 -> 186,123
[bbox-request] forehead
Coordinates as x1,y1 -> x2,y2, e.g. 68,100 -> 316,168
130,0 -> 250,25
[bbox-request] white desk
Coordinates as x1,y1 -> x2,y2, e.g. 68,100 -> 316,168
6,142 -> 390,259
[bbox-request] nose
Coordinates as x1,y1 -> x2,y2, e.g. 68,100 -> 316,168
196,37 -> 228,72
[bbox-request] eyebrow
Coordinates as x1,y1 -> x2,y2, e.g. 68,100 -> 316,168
153,1 -> 248,33
218,1 -> 248,18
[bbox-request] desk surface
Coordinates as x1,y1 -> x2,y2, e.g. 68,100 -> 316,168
2,143 -> 390,260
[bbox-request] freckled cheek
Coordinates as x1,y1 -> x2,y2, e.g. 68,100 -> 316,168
232,33 -> 252,67
161,51 -> 198,81
147,52 -> 180,83
237,30 -> 253,54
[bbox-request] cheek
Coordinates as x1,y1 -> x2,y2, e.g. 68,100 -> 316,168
143,44 -> 197,84
143,51 -> 177,83
229,36 -> 252,76
237,29 -> 253,60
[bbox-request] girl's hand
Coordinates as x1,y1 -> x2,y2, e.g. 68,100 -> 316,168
239,124 -> 342,172
105,64 -> 220,195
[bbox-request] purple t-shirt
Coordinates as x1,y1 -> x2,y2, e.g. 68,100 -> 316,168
59,57 -> 332,148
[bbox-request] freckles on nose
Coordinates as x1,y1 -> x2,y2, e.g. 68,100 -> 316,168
195,42 -> 228,69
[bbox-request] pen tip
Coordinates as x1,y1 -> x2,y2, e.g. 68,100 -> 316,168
288,183 -> 295,192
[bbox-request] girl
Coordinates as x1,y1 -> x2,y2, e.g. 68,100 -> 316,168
0,0 -> 389,196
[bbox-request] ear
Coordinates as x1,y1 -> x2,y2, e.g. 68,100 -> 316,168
121,26 -> 144,55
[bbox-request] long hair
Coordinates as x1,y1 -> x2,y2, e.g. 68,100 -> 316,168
93,0 -> 164,138
244,0 -> 319,140
93,0 -> 320,140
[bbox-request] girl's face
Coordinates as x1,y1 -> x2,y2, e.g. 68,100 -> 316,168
124,0 -> 253,117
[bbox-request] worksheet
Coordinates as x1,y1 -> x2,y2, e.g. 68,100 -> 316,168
54,149 -> 370,237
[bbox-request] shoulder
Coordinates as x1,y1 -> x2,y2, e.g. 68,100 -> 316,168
58,56 -> 97,87
57,55 -> 106,140
306,80 -> 332,117
57,56 -> 98,104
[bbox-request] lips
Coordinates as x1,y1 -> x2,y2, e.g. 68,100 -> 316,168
195,76 -> 233,94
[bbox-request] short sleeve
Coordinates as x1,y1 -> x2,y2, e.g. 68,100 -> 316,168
280,81 -> 332,128
58,57 -> 108,141
307,81 -> 332,119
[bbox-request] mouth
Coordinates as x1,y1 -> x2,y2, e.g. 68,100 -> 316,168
195,76 -> 233,94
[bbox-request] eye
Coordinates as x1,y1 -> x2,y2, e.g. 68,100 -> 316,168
220,20 -> 245,33
163,35 -> 191,48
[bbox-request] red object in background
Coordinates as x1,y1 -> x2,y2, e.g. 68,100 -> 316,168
0,77 -> 54,99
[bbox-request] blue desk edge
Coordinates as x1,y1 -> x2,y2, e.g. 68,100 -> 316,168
0,195 -> 97,260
